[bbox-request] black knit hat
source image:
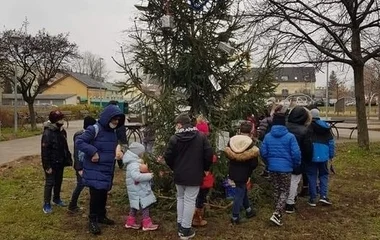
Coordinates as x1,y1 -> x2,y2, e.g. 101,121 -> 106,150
48,110 -> 64,124
272,113 -> 286,126
83,116 -> 97,129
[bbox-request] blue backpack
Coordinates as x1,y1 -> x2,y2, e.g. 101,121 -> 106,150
78,124 -> 100,162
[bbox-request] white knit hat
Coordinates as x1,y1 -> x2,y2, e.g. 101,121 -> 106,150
310,109 -> 320,119
129,142 -> 145,157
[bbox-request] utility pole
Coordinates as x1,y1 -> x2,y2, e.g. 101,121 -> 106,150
325,62 -> 329,118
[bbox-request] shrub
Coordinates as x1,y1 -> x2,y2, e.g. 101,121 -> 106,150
0,108 -> 13,127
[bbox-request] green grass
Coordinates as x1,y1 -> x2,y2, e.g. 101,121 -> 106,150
0,143 -> 380,239
0,127 -> 42,141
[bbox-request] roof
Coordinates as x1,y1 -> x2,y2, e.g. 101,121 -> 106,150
2,94 -> 76,100
102,82 -> 119,91
247,67 -> 316,82
68,72 -> 106,89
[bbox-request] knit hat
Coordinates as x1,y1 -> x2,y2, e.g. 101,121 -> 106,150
272,113 -> 286,126
83,116 -> 96,129
196,121 -> 209,135
310,109 -> 320,119
129,142 -> 145,157
48,110 -> 64,124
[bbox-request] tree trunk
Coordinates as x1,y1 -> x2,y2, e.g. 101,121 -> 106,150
27,102 -> 37,130
378,98 -> 380,120
353,64 -> 370,149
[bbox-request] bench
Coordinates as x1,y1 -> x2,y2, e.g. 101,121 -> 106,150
336,126 -> 357,139
80,110 -> 90,117
61,111 -> 73,128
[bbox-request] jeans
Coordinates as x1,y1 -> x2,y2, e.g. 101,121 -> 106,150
232,183 -> 251,218
44,167 -> 64,203
89,187 -> 108,221
305,161 -> 329,200
176,185 -> 200,229
69,171 -> 85,208
195,188 -> 209,209
286,174 -> 302,205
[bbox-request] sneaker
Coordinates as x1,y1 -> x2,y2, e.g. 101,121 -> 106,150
270,213 -> 283,226
89,221 -> 101,235
246,209 -> 256,218
308,199 -> 317,207
125,216 -> 141,229
285,204 -> 295,214
230,217 -> 240,225
178,223 -> 182,237
43,203 -> 52,214
53,199 -> 67,207
319,197 -> 332,205
179,227 -> 196,240
98,216 -> 115,225
142,218 -> 159,231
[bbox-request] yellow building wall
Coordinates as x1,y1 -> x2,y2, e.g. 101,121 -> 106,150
275,82 -> 315,96
42,76 -> 87,99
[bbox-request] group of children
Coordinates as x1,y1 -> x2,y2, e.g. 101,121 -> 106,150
40,103 -> 335,239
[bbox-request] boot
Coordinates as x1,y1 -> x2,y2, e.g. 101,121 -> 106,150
142,217 -> 159,231
192,208 -> 207,227
125,216 -> 141,230
89,215 -> 101,235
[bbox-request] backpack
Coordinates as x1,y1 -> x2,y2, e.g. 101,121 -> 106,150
78,124 -> 100,162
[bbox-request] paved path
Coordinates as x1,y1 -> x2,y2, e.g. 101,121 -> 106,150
0,120 -> 83,165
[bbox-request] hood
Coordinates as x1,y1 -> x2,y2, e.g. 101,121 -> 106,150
270,125 -> 289,138
288,106 -> 311,126
98,105 -> 125,130
175,125 -> 198,142
311,119 -> 331,134
224,135 -> 259,162
43,120 -> 60,131
123,150 -> 141,165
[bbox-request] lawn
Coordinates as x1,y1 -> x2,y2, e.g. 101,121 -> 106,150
0,143 -> 380,240
0,127 -> 42,141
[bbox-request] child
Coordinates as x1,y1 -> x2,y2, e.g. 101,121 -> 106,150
41,110 -> 72,214
123,142 -> 158,231
260,113 -> 301,226
225,121 -> 259,224
192,118 -> 215,227
306,109 -> 335,206
68,116 -> 97,212
142,121 -> 156,154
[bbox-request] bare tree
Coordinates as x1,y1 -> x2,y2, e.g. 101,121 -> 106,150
364,60 -> 380,119
246,0 -> 380,149
71,51 -> 107,81
0,29 -> 78,129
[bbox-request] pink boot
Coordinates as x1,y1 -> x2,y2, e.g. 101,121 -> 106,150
124,216 -> 141,230
142,217 -> 159,231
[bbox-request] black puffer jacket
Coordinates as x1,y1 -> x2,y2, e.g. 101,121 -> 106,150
225,135 -> 259,184
286,106 -> 313,174
41,122 -> 71,170
164,125 -> 213,186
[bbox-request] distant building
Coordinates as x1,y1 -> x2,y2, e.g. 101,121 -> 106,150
2,94 -> 77,106
248,66 -> 316,100
42,72 -> 125,104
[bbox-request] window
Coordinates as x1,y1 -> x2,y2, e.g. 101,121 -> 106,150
281,75 -> 289,81
294,77 -> 298,80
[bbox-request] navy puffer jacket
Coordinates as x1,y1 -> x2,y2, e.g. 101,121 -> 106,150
76,105 -> 125,190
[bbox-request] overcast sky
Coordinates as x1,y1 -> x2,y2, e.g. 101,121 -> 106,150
0,0 -> 352,86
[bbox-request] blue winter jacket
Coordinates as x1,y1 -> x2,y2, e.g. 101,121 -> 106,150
260,125 -> 301,173
123,150 -> 156,210
76,105 -> 125,190
310,119 -> 335,162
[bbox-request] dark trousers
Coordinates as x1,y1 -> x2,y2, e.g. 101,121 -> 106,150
195,188 -> 209,209
69,171 -> 85,208
89,187 -> 108,221
302,173 -> 309,187
44,167 -> 64,203
232,183 -> 251,218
